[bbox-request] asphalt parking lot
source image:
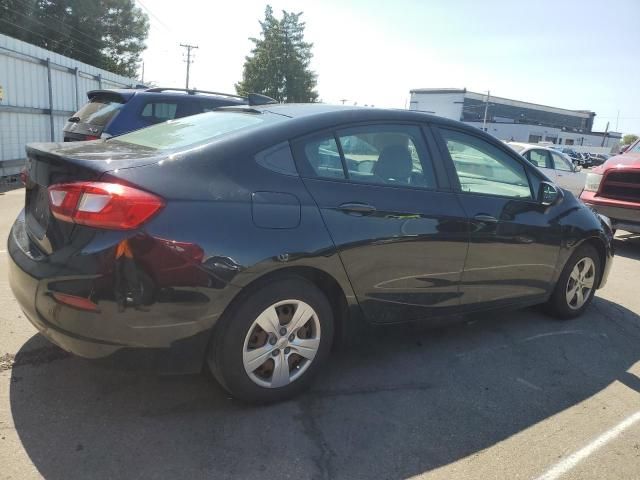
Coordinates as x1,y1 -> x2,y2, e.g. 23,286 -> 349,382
1,187 -> 639,480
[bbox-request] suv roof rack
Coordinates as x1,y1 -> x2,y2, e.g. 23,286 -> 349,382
143,88 -> 278,106
144,87 -> 245,99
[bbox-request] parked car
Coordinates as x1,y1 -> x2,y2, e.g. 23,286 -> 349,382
508,142 -> 586,196
63,87 -> 276,141
587,153 -> 610,167
581,138 -> 640,233
561,148 -> 584,166
9,105 -> 613,403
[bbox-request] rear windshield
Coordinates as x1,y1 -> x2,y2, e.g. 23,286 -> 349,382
113,111 -> 274,150
74,96 -> 124,127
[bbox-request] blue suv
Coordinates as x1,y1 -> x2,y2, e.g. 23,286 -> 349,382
63,87 -> 274,142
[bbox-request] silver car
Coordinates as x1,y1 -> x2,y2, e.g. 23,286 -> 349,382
508,142 -> 586,197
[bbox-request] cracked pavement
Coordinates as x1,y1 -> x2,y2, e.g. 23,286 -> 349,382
1,187 -> 639,479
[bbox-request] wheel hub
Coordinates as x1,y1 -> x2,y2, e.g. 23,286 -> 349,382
242,299 -> 321,389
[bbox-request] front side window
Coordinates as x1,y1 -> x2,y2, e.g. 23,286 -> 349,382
441,128 -> 532,199
524,149 -> 551,169
551,151 -> 573,171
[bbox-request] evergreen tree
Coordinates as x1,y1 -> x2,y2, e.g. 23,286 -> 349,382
0,0 -> 149,77
236,5 -> 318,103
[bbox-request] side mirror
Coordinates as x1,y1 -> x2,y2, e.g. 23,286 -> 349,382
539,181 -> 562,206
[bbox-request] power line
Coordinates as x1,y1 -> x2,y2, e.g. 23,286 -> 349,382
4,4 -> 103,53
0,17 -> 97,60
136,0 -> 174,33
180,43 -> 198,89
10,0 -> 105,48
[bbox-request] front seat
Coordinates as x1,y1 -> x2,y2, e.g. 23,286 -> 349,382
373,145 -> 413,184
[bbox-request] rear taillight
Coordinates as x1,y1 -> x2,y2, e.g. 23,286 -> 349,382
47,182 -> 164,230
19,168 -> 28,185
85,135 -> 100,141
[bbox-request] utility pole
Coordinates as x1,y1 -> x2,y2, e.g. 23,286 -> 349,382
601,121 -> 609,147
180,43 -> 199,89
615,110 -> 620,131
482,90 -> 491,132
340,99 -> 348,105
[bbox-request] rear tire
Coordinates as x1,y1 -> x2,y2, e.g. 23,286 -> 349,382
207,277 -> 334,404
545,244 -> 600,319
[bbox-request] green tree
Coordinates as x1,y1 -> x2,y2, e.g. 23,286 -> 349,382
622,134 -> 638,146
236,5 -> 318,103
0,0 -> 149,77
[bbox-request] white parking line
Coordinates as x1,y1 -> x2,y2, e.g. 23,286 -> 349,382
0,250 -> 6,253
534,410 -> 640,480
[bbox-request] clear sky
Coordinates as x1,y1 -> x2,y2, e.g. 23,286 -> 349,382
138,0 -> 640,135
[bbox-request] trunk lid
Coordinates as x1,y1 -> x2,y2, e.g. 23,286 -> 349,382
24,141 -> 161,255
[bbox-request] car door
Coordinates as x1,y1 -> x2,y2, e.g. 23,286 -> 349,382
435,128 -> 563,309
292,123 -> 469,324
523,148 -> 557,182
550,150 -> 584,196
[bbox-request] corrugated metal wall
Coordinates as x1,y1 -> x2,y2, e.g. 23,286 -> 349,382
0,33 -> 140,175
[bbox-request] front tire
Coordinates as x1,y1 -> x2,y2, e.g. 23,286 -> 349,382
545,244 -> 600,319
207,277 -> 334,403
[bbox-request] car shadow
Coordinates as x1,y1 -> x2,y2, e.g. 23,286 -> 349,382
614,232 -> 640,260
9,297 -> 640,480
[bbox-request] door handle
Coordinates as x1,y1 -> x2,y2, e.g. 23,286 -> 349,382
473,214 -> 498,223
338,202 -> 377,215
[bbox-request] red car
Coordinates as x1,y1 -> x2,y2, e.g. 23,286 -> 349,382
580,139 -> 640,233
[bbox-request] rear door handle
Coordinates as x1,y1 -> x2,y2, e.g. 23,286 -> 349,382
338,202 -> 377,215
473,214 -> 498,223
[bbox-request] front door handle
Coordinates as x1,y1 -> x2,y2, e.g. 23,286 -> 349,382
473,213 -> 498,223
338,202 -> 377,215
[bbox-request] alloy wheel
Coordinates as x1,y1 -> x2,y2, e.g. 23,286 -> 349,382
565,257 -> 596,310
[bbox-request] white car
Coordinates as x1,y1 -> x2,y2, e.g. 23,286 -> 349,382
507,142 -> 586,197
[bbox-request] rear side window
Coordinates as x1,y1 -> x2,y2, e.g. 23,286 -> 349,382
303,136 -> 345,179
114,111 -> 275,150
337,126 -> 435,188
440,128 -> 532,199
140,102 -> 178,123
297,125 -> 436,189
72,96 -> 124,127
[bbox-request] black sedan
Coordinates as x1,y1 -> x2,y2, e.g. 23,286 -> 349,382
8,104 -> 614,403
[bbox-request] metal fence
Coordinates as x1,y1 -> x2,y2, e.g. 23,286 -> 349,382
0,33 -> 140,177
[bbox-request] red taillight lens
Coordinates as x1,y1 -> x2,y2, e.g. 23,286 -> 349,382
20,168 -> 28,185
85,135 -> 100,141
48,182 -> 164,230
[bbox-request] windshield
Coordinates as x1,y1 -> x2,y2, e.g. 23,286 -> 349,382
72,96 -> 124,127
629,141 -> 640,153
114,111 -> 275,150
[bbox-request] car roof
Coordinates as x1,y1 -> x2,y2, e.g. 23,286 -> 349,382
508,142 -> 557,152
222,103 -> 467,127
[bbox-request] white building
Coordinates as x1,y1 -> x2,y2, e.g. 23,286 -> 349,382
409,88 -> 621,151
